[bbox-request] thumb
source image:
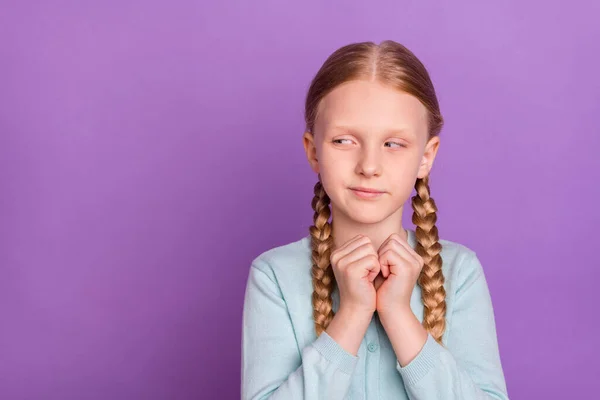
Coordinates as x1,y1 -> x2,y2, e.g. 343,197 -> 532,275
366,257 -> 381,282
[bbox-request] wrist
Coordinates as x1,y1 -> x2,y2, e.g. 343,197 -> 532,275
325,307 -> 373,356
377,306 -> 414,324
337,305 -> 374,324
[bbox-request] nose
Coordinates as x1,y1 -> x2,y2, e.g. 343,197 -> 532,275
355,144 -> 382,177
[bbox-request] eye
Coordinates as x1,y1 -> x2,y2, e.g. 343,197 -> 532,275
385,142 -> 406,148
332,139 -> 353,145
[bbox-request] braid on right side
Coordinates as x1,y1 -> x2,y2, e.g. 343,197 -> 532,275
412,175 -> 447,345
309,179 -> 336,336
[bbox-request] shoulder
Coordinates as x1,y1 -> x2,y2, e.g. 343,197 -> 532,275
435,235 -> 487,297
438,236 -> 479,271
249,235 -> 313,286
251,235 -> 311,268
406,228 -> 479,276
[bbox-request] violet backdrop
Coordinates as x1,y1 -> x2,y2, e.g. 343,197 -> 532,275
1,1 -> 598,399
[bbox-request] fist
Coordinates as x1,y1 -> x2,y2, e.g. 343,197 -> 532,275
375,233 -> 425,313
330,235 -> 381,315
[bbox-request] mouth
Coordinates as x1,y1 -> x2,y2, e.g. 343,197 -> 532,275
349,187 -> 386,199
350,186 -> 385,193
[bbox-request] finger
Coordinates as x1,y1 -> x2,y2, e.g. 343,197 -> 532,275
337,242 -> 377,269
377,230 -> 409,252
348,254 -> 380,282
376,242 -> 392,278
366,262 -> 380,282
377,238 -> 390,278
335,234 -> 367,253
390,236 -> 423,267
379,247 -> 411,276
380,256 -> 390,278
331,235 -> 370,265
382,234 -> 423,267
378,234 -> 393,253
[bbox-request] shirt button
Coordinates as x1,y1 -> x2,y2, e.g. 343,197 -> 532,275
367,343 -> 378,352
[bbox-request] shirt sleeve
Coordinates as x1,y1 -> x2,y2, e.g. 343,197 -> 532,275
394,251 -> 510,400
241,257 -> 358,400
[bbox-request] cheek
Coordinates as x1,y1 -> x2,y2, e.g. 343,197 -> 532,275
385,160 -> 419,195
319,160 -> 342,187
389,153 -> 420,176
319,148 -> 348,172
321,157 -> 353,187
317,154 -> 349,196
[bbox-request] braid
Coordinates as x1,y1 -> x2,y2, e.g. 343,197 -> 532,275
412,175 -> 447,345
309,179 -> 336,336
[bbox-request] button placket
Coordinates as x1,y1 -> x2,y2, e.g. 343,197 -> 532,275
363,313 -> 381,398
367,342 -> 379,352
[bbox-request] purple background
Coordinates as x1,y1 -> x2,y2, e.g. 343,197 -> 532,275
1,1 -> 598,399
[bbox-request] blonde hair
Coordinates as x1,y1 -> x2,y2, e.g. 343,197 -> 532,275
305,41 -> 447,344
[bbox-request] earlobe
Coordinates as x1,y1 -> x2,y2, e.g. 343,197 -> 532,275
417,160 -> 430,180
417,136 -> 440,179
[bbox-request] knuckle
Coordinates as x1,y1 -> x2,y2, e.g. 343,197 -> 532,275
394,234 -> 405,243
368,254 -> 380,265
413,253 -> 423,265
344,266 -> 356,278
330,253 -> 339,265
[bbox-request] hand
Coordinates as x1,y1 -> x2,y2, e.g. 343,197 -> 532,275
375,233 -> 425,315
330,235 -> 380,316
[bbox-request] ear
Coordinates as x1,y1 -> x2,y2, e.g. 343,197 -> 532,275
302,131 -> 320,174
417,136 -> 440,179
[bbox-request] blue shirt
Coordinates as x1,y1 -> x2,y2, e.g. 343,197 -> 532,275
241,228 -> 509,399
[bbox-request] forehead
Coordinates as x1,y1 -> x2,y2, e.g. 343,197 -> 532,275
316,80 -> 428,137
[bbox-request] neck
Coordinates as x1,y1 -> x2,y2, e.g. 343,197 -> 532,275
330,204 -> 409,252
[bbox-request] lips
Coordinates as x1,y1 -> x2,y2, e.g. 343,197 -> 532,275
350,187 -> 386,199
350,187 -> 385,194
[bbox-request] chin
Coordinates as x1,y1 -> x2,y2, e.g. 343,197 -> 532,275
340,204 -> 391,225
349,215 -> 385,225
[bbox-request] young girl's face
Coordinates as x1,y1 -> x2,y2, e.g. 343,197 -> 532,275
303,79 -> 440,225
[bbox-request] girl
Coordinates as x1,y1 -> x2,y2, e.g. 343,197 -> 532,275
241,40 -> 509,400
